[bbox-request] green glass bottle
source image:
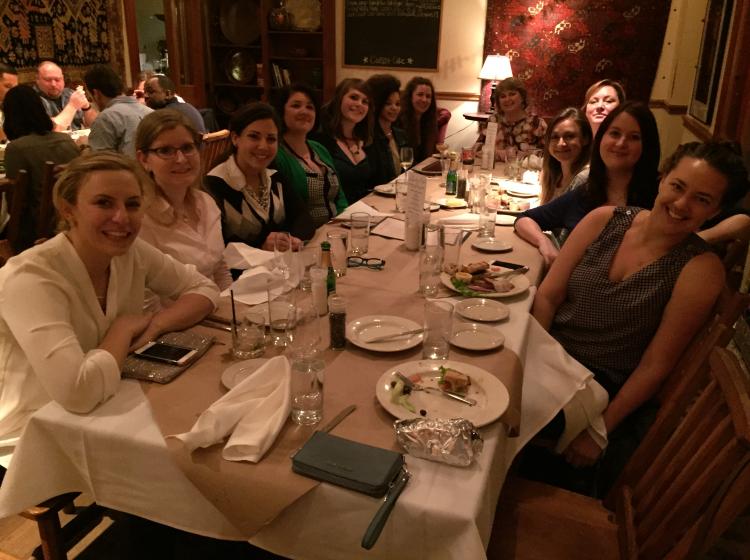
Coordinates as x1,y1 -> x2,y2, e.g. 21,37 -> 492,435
320,241 -> 336,294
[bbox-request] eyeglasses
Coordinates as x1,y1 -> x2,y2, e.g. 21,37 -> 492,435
145,143 -> 200,159
347,256 -> 385,270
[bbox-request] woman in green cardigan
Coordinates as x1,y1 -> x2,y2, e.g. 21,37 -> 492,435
272,84 -> 347,228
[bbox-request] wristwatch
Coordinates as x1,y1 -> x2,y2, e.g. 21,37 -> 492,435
81,105 -> 91,112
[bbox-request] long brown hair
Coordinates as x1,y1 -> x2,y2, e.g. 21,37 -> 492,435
400,77 -> 437,157
540,107 -> 592,204
320,78 -> 373,144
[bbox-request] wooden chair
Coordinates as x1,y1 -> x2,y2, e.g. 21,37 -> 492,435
201,129 -> 231,176
36,160 -> 59,241
0,170 -> 29,263
488,346 -> 750,560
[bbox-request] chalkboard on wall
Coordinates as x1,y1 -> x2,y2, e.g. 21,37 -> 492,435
344,0 -> 442,70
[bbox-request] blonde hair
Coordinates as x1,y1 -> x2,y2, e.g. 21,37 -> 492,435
53,151 -> 152,230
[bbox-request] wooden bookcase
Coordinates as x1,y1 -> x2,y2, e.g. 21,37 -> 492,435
203,0 -> 335,127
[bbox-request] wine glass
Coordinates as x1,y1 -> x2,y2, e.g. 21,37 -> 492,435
399,147 -> 414,173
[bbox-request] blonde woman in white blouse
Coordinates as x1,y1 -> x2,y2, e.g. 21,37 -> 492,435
0,152 -> 218,457
136,110 -> 232,297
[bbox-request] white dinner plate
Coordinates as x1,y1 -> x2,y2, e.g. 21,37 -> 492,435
450,323 -> 505,351
425,202 -> 440,212
455,298 -> 510,322
496,214 -> 516,226
498,179 -> 539,198
346,315 -> 424,352
373,184 -> 395,196
434,198 -> 468,209
375,360 -> 510,427
440,272 -> 530,299
221,358 -> 268,389
472,238 -> 513,252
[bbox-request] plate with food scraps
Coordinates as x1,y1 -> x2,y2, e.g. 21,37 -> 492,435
373,183 -> 396,196
346,315 -> 424,352
498,179 -> 539,198
450,323 -> 505,351
455,298 -> 510,322
375,359 -> 509,427
440,271 -> 530,299
434,198 -> 468,209
472,238 -> 513,252
221,358 -> 268,389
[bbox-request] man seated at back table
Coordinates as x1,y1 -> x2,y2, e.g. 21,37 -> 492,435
0,63 -> 19,142
84,64 -> 153,157
144,74 -> 206,134
34,61 -> 98,131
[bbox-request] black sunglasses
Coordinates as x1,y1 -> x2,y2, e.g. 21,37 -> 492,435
347,256 -> 385,270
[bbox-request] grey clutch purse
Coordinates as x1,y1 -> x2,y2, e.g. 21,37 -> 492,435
122,331 -> 214,384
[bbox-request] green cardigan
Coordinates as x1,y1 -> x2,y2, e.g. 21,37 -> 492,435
273,140 -> 348,214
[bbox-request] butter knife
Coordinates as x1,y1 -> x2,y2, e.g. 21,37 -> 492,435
320,404 -> 357,433
361,467 -> 411,550
366,329 -> 424,343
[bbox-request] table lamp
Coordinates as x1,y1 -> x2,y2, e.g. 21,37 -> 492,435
479,54 -> 513,113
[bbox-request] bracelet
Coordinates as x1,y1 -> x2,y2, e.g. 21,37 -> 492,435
81,105 -> 91,112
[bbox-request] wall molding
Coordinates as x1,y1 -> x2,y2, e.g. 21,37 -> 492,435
436,91 -> 480,102
649,99 -> 688,115
682,114 -> 713,142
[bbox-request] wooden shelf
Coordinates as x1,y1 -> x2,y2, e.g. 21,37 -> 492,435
268,30 -> 323,35
210,42 -> 262,49
269,56 -> 323,62
214,82 -> 264,89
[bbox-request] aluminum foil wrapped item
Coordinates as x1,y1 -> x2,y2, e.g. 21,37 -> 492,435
394,418 -> 483,467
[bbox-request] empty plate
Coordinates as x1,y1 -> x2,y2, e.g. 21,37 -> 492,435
221,358 -> 267,389
346,315 -> 423,352
450,323 -> 505,351
374,184 -> 395,196
472,238 -> 513,252
455,298 -> 510,322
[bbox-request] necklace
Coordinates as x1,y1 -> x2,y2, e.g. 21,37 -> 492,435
245,174 -> 271,211
342,137 -> 361,156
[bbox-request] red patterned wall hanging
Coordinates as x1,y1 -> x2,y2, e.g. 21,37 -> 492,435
483,0 -> 671,117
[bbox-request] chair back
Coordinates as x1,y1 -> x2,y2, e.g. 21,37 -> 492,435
201,129 -> 231,177
36,161 -> 59,241
611,346 -> 750,559
0,169 -> 29,256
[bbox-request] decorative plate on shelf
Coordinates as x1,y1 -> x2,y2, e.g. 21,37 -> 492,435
220,0 -> 261,45
286,0 -> 321,31
224,51 -> 256,84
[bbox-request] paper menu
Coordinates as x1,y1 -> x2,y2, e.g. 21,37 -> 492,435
404,173 -> 427,250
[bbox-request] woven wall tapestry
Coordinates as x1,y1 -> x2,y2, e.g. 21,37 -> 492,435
0,0 -> 125,79
484,0 -> 671,117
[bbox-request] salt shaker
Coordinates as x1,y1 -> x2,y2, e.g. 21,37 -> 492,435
328,294 -> 347,349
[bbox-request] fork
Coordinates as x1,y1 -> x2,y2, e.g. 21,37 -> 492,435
395,372 -> 476,406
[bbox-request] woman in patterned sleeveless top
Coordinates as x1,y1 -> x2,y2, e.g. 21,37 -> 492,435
532,142 -> 749,481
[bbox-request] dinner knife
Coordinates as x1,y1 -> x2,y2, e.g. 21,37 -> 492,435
366,329 -> 424,343
492,260 -> 526,270
320,404 -> 357,433
361,467 -> 411,550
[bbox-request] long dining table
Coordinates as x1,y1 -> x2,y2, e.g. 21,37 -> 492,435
0,165 -> 576,560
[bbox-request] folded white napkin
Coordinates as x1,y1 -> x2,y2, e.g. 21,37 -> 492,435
224,243 -> 276,270
554,380 -> 609,453
221,267 -> 283,306
171,356 -> 291,462
336,199 -> 392,219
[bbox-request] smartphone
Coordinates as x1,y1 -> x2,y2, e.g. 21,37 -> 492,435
492,260 -> 525,270
133,341 -> 197,366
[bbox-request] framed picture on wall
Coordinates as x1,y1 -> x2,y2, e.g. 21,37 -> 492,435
689,0 -> 734,124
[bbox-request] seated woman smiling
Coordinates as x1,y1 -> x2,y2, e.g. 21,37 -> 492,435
0,152 -> 219,451
136,110 -> 232,295
205,103 -> 314,250
531,141 -> 749,493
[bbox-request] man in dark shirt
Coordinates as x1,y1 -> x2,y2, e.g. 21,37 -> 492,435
34,61 -> 98,131
144,75 -> 206,134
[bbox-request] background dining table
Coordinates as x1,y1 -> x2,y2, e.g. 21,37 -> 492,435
0,163 -> 567,560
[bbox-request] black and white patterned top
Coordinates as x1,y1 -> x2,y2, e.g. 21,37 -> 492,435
550,207 -> 710,396
286,144 -> 340,228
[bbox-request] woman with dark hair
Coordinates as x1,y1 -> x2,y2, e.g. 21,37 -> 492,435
515,101 -> 660,266
581,79 -> 626,136
272,83 -> 346,228
2,85 -> 80,252
204,102 -> 314,250
135,110 -> 231,299
489,77 -> 547,160
364,73 -> 408,185
530,141 -> 749,494
539,107 -> 593,204
399,76 -> 437,164
317,78 -> 374,203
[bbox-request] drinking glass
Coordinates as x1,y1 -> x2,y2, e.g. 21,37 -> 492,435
232,312 -> 266,359
326,230 -> 348,277
419,224 -> 443,297
422,301 -> 453,360
288,347 -> 324,426
478,194 -> 498,238
399,146 -> 414,173
292,289 -> 321,352
348,212 -> 371,256
395,176 -> 408,213
461,146 -> 475,169
443,226 -> 464,273
267,283 -> 296,348
273,231 -> 292,280
296,243 -> 321,290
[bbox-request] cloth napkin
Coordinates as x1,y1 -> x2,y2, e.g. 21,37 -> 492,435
221,267 -> 285,306
171,356 -> 291,462
336,199 -> 392,219
224,243 -> 276,270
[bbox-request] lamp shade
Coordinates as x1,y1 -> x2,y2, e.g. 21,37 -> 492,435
479,55 -> 513,81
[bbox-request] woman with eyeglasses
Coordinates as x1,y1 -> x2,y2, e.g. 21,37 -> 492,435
205,102 -> 315,250
135,110 -> 232,299
0,152 -> 218,456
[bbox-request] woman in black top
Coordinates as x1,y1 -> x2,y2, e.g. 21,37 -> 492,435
364,74 -> 408,185
399,77 -> 438,164
204,102 -> 314,249
317,78 -> 374,203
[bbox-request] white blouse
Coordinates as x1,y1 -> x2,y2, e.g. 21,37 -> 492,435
0,233 -> 220,447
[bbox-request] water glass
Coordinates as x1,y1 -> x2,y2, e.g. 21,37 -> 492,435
326,230 -> 348,277
273,231 -> 292,280
443,226 -> 464,272
395,176 -> 408,213
422,301 -> 453,360
419,247 -> 442,297
288,348 -> 324,426
478,195 -> 498,238
297,243 -> 321,290
267,285 -> 296,348
348,212 -> 371,256
292,290 -> 321,352
232,312 -> 266,359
